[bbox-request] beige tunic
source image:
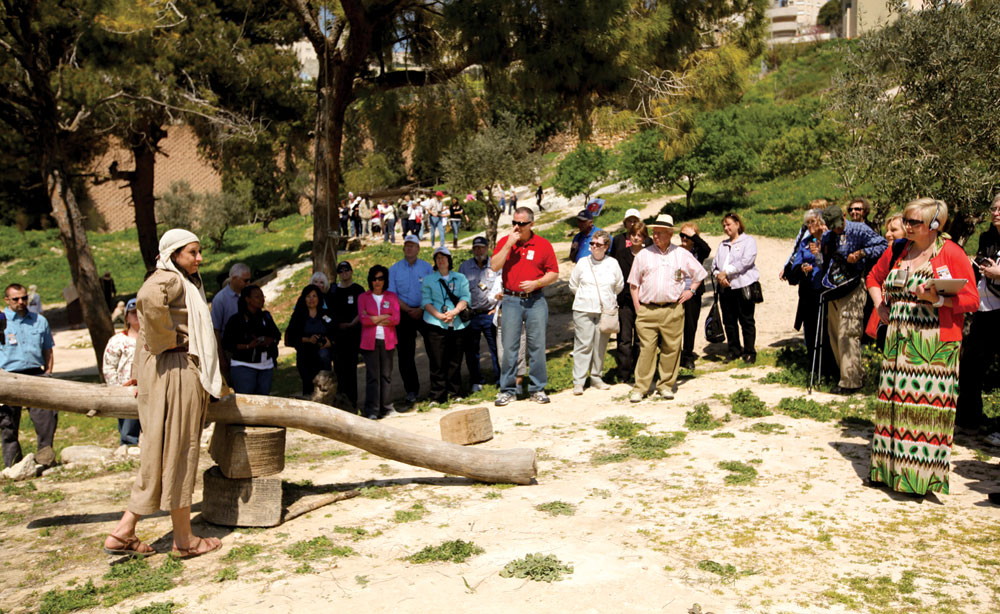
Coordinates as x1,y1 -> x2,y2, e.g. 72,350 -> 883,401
128,269 -> 209,515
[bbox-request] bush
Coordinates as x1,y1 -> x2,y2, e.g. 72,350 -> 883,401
685,403 -> 723,430
554,142 -> 609,201
729,388 -> 771,417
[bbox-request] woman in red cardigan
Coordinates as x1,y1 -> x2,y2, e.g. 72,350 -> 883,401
358,265 -> 401,420
865,198 -> 977,496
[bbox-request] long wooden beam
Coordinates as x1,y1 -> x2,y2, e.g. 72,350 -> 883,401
0,372 -> 536,485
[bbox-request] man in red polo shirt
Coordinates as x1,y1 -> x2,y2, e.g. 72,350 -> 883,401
490,207 -> 559,405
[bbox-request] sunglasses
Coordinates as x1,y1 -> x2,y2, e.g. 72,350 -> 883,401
6,295 -> 27,302
372,276 -> 386,281
512,221 -> 531,227
589,241 -> 607,248
848,207 -> 864,212
902,218 -> 925,228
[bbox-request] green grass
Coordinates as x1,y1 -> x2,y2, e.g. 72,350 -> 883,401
393,502 -> 427,523
718,460 -> 758,485
596,415 -> 648,438
728,388 -> 772,418
625,432 -> 687,460
499,553 -> 574,583
284,536 -> 356,561
684,403 -> 723,431
214,566 -> 238,582
130,602 -> 178,614
405,540 -> 485,564
535,501 -> 576,517
745,422 -> 787,435
39,557 -> 184,614
776,396 -> 838,422
222,544 -> 262,563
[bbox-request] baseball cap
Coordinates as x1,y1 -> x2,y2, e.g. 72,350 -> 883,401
403,234 -> 420,245
125,298 -> 137,312
432,246 -> 452,258
472,236 -> 488,247
336,261 -> 353,272
576,209 -> 594,221
435,190 -> 445,197
624,208 -> 641,221
821,205 -> 845,230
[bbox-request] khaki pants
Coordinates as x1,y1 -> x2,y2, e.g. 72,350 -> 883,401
827,283 -> 866,389
633,303 -> 683,397
572,311 -> 610,386
128,349 -> 208,515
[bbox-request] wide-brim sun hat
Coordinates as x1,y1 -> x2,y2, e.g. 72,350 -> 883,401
648,213 -> 675,229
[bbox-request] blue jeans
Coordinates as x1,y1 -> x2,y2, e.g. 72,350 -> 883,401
230,365 -> 274,395
117,419 -> 140,446
464,312 -> 499,385
429,216 -> 444,247
449,219 -> 461,244
499,294 -> 547,394
383,218 -> 396,243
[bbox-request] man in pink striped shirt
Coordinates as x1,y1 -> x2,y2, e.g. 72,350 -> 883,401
627,214 -> 707,402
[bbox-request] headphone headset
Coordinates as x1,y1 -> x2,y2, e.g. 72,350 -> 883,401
929,200 -> 942,231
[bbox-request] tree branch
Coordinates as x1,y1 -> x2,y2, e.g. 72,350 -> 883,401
363,62 -> 470,91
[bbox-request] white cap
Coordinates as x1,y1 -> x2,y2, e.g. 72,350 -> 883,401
624,208 -> 641,221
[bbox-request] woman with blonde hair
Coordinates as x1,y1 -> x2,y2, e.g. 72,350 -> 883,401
569,229 -> 624,393
104,229 -> 223,558
866,198 -> 977,495
883,213 -> 905,242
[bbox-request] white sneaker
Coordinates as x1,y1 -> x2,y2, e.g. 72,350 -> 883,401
986,432 -> 1000,447
573,384 -> 584,395
656,389 -> 675,400
629,391 -> 643,403
589,376 -> 610,390
471,384 -> 484,393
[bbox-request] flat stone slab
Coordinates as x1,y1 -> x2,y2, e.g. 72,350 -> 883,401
59,445 -> 112,465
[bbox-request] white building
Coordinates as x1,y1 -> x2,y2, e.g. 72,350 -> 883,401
767,0 -> 832,43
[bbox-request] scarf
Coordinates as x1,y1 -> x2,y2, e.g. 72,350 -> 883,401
155,229 -> 223,397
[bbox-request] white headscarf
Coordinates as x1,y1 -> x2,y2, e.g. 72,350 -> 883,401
156,229 -> 223,397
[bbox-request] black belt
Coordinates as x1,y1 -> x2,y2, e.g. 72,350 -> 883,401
641,302 -> 675,308
471,307 -> 492,315
504,289 -> 541,299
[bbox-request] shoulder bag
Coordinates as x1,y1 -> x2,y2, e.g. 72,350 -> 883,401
439,279 -> 472,323
741,280 -> 764,304
704,276 -> 726,344
589,260 -> 620,334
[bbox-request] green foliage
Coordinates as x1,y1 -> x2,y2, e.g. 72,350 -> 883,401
155,181 -> 249,249
343,152 -> 402,195
393,503 -> 428,523
554,143 -> 610,201
535,501 -> 576,517
745,422 -> 787,435
333,526 -> 369,540
130,602 -> 178,614
685,403 -> 723,431
596,415 -> 648,438
500,553 -> 574,583
222,544 -> 262,563
817,1 -> 843,33
729,388 -> 772,417
718,460 -> 758,485
405,540 -> 485,564
776,397 -> 838,422
712,432 -> 736,439
626,432 -> 687,459
758,344 -> 881,394
40,556 -> 185,612
284,536 -> 356,561
214,566 -> 238,582
39,580 -> 100,614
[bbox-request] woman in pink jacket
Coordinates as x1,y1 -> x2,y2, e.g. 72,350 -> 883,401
358,264 -> 401,420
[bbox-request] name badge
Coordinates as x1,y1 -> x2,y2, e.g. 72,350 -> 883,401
347,296 -> 354,305
6,333 -> 16,345
383,301 -> 390,308
527,250 -> 535,261
936,266 -> 952,279
674,270 -> 684,282
322,315 -> 332,323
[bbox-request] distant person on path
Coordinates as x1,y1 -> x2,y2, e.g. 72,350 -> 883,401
678,223 -> 711,370
957,195 -> 1000,431
359,265 -> 401,420
865,198 -> 976,495
0,283 -> 56,468
535,184 -> 544,210
330,261 -> 365,410
449,195 -> 470,248
104,228 -> 223,559
505,186 -> 516,215
569,209 -> 602,263
712,213 -> 762,364
379,200 -> 397,243
388,235 -> 433,404
26,284 -> 42,315
101,271 -> 117,310
102,298 -> 141,447
222,285 -> 280,395
360,197 -> 373,237
610,209 -> 651,383
284,284 -> 334,397
422,247 -> 471,403
820,205 -> 887,394
568,229 -> 623,394
491,207 -> 559,406
627,214 -> 706,402
459,237 -> 501,389
427,192 -> 445,247
211,262 -> 251,375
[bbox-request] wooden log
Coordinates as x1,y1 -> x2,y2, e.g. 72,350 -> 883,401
440,407 -> 494,445
202,467 -> 282,527
283,489 -> 361,523
209,425 -> 285,479
0,372 -> 536,484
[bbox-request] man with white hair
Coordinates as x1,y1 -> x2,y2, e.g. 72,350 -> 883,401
211,262 -> 250,373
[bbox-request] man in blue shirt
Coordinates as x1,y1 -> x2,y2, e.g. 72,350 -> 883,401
819,205 -> 887,394
569,209 -> 603,262
1,283 -> 57,467
388,235 -> 433,404
458,236 -> 501,389
211,262 -> 250,376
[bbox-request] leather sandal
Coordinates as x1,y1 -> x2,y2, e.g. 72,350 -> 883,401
171,536 -> 221,559
103,533 -> 154,557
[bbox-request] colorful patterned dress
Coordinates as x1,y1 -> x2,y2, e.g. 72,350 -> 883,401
870,240 -> 959,495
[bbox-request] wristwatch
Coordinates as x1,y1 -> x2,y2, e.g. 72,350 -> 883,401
932,295 -> 945,308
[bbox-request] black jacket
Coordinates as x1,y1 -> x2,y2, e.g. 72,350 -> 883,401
222,309 -> 281,364
610,231 -> 653,305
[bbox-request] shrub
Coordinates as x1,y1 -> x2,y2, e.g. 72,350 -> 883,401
500,553 -> 574,582
406,540 -> 484,564
685,403 -> 723,430
729,388 -> 772,417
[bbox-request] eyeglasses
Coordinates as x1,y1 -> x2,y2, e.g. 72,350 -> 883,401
512,221 -> 531,227
6,295 -> 27,302
902,218 -> 925,228
990,207 -> 1000,213
589,241 -> 606,248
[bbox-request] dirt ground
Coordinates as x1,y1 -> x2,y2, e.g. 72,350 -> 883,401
4,199 -> 1000,614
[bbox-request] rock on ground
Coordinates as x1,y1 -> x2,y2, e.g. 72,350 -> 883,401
59,444 -> 112,465
1,453 -> 40,481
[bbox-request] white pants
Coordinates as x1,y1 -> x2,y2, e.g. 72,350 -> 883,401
572,311 -> 610,386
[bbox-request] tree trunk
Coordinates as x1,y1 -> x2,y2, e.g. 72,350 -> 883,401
0,371 -> 537,485
127,124 -> 167,272
46,169 -> 115,364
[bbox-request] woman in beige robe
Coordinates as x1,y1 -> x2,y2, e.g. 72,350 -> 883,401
103,229 -> 223,559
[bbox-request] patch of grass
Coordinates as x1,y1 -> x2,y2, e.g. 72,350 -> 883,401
535,501 -> 576,516
718,460 -> 758,485
393,502 -> 427,523
973,448 -> 992,462
130,602 -> 178,614
824,571 -> 922,611
359,485 -> 396,499
333,526 -> 369,540
3,482 -> 38,497
39,579 -> 100,614
626,432 -> 687,459
284,536 -> 356,561
596,415 -> 648,438
355,575 -> 369,587
499,553 -> 574,583
711,432 -> 736,438
214,566 -> 238,582
41,556 -> 186,612
484,491 -> 501,499
222,544 -> 262,563
405,540 -> 485,564
293,563 -> 314,574
776,397 -> 838,422
696,559 -> 759,584
684,403 -> 723,431
729,388 -> 771,417
591,451 -> 632,464
745,422 -> 787,435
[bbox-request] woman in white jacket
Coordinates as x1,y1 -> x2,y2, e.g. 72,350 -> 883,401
568,230 -> 624,394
